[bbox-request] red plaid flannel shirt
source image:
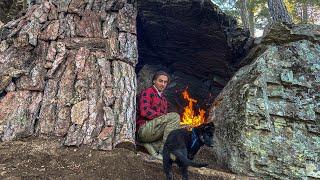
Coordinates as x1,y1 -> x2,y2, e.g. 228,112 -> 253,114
136,86 -> 168,130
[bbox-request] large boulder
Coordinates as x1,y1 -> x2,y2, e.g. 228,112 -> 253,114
0,0 -> 137,150
209,23 -> 320,179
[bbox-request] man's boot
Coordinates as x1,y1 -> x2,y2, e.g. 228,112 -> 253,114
143,143 -> 163,160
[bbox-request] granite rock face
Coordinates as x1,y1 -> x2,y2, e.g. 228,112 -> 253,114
0,0 -> 137,150
209,23 -> 320,179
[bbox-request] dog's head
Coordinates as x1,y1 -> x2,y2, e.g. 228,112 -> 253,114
197,122 -> 215,147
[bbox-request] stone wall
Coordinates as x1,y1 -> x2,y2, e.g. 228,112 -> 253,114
0,0 -> 137,150
209,23 -> 320,179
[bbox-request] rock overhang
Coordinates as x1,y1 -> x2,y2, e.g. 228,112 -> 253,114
136,0 -> 252,113
136,0 -> 251,80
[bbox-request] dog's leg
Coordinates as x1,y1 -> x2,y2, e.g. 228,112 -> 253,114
163,161 -> 173,180
177,161 -> 188,180
163,153 -> 173,180
180,166 -> 188,180
174,150 -> 208,168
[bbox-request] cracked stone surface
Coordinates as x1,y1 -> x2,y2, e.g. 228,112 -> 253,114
209,23 -> 320,179
0,0 -> 137,150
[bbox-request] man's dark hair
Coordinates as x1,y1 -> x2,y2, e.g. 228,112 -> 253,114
152,70 -> 170,83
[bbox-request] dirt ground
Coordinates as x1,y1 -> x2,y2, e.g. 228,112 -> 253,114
0,137 -> 247,180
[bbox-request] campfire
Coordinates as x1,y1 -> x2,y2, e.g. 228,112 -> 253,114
180,89 -> 206,129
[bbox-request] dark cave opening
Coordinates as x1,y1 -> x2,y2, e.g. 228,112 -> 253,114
136,0 -> 252,115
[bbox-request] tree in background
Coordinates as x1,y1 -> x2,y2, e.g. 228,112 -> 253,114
267,0 -> 292,23
212,0 -> 320,36
235,0 -> 252,36
238,0 -> 268,38
213,0 -> 270,37
238,0 -> 250,31
287,0 -> 320,24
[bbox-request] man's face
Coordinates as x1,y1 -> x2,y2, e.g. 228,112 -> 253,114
153,75 -> 168,92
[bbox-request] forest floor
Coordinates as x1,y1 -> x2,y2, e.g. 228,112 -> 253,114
0,137 -> 256,180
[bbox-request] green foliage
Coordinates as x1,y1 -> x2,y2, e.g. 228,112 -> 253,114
287,0 -> 320,24
211,0 -> 240,19
212,0 -> 320,36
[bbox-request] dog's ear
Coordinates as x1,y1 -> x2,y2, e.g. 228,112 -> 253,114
204,122 -> 214,131
207,122 -> 214,127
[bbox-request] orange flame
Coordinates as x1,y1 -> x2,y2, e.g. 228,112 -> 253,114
180,90 -> 206,128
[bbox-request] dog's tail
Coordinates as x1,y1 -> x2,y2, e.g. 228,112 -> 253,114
173,151 -> 208,168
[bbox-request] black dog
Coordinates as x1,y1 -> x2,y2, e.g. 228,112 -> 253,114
162,122 -> 215,180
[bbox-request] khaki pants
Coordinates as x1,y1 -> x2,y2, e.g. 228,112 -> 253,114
137,112 -> 180,152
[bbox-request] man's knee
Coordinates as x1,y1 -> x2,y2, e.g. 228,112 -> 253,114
167,112 -> 180,123
168,112 -> 180,121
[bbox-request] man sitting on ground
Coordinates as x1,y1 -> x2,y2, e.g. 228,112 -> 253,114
136,71 -> 181,160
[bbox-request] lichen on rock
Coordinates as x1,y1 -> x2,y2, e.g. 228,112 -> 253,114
209,23 -> 320,179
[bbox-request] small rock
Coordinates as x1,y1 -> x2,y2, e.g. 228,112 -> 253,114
0,171 -> 7,176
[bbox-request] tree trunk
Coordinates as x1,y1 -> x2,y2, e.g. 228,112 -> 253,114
248,7 -> 255,37
0,0 -> 137,150
239,0 -> 250,31
302,1 -> 308,23
268,0 -> 293,24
